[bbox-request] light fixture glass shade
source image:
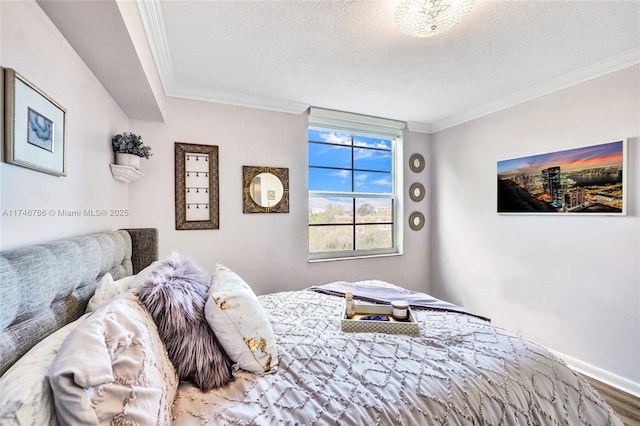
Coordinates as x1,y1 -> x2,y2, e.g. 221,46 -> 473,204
395,0 -> 474,38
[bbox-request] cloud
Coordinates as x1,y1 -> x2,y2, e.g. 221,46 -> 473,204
332,170 -> 350,179
309,196 -> 353,213
372,178 -> 391,186
308,197 -> 329,210
353,147 -> 392,163
319,131 -> 350,145
354,173 -> 368,188
354,136 -> 391,149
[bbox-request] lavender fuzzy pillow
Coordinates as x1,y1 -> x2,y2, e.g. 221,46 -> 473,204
135,252 -> 233,391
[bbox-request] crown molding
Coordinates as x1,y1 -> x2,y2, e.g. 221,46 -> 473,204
136,0 -> 175,90
167,84 -> 310,115
137,1 -> 307,114
430,48 -> 640,133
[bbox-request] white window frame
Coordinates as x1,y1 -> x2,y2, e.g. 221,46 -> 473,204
308,107 -> 405,261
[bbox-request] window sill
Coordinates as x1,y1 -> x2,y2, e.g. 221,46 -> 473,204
308,251 -> 402,263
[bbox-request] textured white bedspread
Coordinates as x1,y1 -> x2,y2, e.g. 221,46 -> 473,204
172,286 -> 621,425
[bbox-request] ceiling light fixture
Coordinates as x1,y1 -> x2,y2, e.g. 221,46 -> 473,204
395,0 -> 475,38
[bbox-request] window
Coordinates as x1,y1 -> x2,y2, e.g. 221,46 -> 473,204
308,108 -> 404,261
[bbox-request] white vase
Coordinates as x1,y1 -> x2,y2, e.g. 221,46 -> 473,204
115,153 -> 141,170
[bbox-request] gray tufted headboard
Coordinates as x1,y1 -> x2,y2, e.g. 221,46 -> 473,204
0,228 -> 158,376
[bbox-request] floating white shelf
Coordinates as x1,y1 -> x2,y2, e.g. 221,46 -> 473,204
110,164 -> 144,183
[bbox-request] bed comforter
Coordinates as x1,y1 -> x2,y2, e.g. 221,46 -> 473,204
172,285 -> 621,425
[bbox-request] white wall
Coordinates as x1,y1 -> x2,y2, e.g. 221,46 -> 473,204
430,65 -> 640,385
128,97 -> 431,295
0,0 -> 131,249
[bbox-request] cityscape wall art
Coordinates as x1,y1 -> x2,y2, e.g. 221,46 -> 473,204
497,140 -> 626,215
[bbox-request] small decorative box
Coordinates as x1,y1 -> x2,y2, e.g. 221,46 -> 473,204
341,302 -> 419,335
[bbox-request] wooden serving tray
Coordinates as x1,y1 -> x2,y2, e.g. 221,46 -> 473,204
341,302 -> 419,335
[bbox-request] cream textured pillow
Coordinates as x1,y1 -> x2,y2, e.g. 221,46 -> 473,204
48,292 -> 178,426
0,314 -> 88,425
85,273 -> 136,313
204,264 -> 278,374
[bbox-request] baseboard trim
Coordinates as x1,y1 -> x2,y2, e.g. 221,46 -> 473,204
551,349 -> 640,398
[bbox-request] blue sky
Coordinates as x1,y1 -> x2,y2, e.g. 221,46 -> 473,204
498,140 -> 623,177
308,129 -> 392,193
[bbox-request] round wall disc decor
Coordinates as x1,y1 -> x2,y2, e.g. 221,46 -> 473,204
409,211 -> 425,231
409,182 -> 425,202
409,153 -> 425,173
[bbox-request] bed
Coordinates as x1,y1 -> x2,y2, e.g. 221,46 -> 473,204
0,229 -> 622,425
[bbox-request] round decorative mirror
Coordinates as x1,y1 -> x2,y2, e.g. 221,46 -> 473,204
409,211 -> 425,231
243,166 -> 290,213
409,153 -> 425,173
249,172 -> 284,207
409,182 -> 425,202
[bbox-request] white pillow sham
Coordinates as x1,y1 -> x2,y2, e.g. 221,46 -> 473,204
85,273 -> 135,313
0,314 -> 89,426
204,264 -> 278,374
85,262 -> 160,313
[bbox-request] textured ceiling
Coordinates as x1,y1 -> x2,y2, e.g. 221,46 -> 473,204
40,1 -> 640,132
140,0 -> 640,131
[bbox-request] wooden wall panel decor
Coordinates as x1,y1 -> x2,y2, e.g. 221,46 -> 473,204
175,142 -> 219,230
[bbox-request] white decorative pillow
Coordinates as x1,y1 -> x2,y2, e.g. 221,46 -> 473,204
85,273 -> 136,313
48,292 -> 178,426
0,314 -> 89,426
204,264 -> 278,374
85,262 -> 160,313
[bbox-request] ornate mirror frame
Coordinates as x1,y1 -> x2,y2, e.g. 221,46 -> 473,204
243,165 -> 289,213
175,142 -> 219,230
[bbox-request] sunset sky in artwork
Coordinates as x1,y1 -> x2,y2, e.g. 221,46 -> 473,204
498,141 -> 624,176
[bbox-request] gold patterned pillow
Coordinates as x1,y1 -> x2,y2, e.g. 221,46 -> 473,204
204,264 -> 278,374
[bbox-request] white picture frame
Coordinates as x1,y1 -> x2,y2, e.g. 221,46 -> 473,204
497,139 -> 627,215
4,68 -> 67,176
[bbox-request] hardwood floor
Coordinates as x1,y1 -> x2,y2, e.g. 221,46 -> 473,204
581,375 -> 640,426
